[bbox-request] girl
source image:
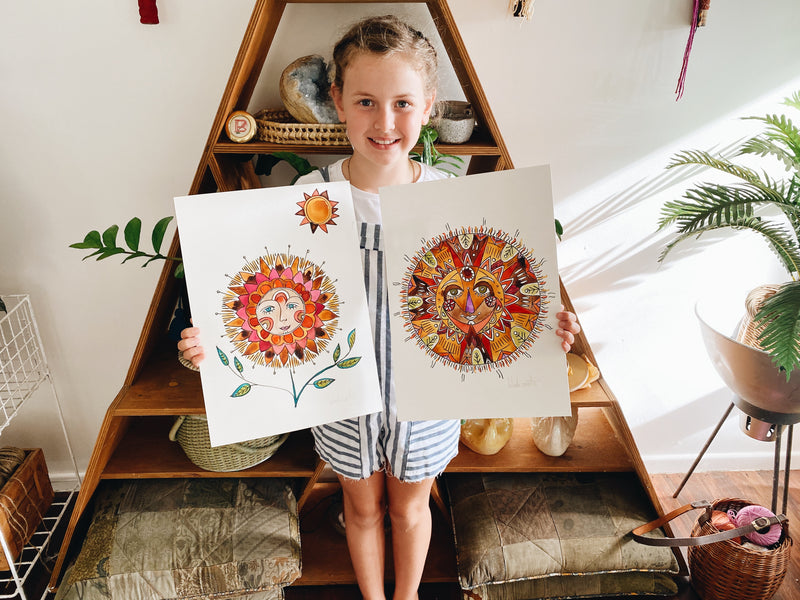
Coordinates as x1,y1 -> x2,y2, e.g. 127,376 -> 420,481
179,15 -> 580,600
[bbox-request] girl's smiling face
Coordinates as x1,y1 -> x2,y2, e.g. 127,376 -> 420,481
332,51 -> 435,173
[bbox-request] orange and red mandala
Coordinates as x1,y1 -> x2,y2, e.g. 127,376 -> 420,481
221,252 -> 339,368
400,227 -> 548,373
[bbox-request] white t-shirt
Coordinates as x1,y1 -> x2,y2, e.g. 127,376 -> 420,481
294,158 -> 450,224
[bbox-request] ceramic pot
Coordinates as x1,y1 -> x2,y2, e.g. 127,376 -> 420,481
432,100 -> 475,144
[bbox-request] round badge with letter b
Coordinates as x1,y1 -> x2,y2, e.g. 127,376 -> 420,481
225,110 -> 257,143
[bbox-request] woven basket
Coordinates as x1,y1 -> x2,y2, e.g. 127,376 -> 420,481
736,284 -> 781,349
169,415 -> 289,472
254,109 -> 349,146
688,498 -> 792,600
0,448 -> 54,569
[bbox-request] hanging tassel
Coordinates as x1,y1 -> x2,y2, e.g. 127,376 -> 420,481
675,0 -> 707,100
508,0 -> 535,21
138,0 -> 159,25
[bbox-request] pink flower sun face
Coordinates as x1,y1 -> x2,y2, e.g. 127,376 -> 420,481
221,253 -> 340,368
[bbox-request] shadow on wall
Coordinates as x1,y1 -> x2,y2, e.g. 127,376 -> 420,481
564,138 -> 743,240
557,136 -> 753,306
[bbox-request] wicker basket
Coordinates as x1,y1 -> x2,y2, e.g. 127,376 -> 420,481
737,284 -> 781,349
0,448 -> 54,569
169,415 -> 289,472
254,109 -> 350,146
688,498 -> 792,600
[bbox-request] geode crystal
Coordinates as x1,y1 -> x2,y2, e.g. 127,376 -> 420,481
279,55 -> 340,124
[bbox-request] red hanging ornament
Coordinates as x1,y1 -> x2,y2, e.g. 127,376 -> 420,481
675,0 -> 710,100
138,0 -> 159,25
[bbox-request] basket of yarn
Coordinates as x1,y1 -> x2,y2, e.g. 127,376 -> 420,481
169,415 -> 289,472
631,497 -> 791,600
688,498 -> 791,600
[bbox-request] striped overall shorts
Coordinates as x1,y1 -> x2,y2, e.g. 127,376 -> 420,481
310,221 -> 461,482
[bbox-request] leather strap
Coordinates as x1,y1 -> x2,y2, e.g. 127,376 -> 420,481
631,500 -> 787,547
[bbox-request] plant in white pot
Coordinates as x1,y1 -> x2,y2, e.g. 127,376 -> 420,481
657,90 -> 800,378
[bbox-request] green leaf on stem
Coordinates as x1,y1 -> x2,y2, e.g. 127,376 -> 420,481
124,218 -> 142,251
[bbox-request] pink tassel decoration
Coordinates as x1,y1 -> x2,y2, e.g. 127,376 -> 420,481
675,0 -> 710,100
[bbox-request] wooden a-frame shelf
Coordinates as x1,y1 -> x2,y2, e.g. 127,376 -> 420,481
50,0 -> 684,592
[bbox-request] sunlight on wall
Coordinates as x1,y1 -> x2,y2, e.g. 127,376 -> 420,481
557,76 -> 800,471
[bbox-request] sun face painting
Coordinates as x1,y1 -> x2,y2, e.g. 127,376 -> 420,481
221,251 -> 340,369
400,226 -> 548,373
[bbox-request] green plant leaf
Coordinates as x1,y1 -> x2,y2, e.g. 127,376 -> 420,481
97,248 -> 126,260
274,152 -> 317,176
70,230 -> 102,250
254,154 -> 282,177
753,281 -> 800,378
102,225 -> 119,249
232,383 -> 251,397
347,329 -> 356,349
124,218 -> 142,251
173,262 -> 185,278
555,219 -> 564,240
152,216 -> 173,254
143,255 -> 166,267
336,357 -> 361,369
313,378 -> 335,389
255,153 -> 319,180
217,347 -> 229,366
121,251 -> 148,263
332,344 -> 341,362
234,356 -> 243,373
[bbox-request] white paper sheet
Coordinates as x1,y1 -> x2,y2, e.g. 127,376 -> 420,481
175,182 -> 381,446
380,165 -> 570,420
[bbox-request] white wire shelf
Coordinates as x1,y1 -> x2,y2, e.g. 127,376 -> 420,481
0,297 -> 48,435
0,294 -> 81,600
0,489 -> 77,599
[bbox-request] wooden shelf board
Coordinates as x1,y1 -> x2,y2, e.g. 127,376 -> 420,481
213,135 -> 500,157
568,381 -> 613,408
294,482 -> 457,586
445,408 -> 634,473
101,416 -> 318,479
116,345 -> 204,416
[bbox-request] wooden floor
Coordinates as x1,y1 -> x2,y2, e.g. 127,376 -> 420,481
9,470 -> 798,600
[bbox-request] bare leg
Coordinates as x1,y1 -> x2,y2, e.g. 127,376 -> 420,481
386,475 -> 435,600
339,471 -> 387,600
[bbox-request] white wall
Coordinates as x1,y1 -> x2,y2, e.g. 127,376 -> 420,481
2,0 -> 799,486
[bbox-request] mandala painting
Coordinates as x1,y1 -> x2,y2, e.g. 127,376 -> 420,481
220,251 -> 340,369
400,226 -> 548,373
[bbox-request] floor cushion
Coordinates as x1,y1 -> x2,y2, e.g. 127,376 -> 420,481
446,472 -> 680,599
55,478 -> 301,600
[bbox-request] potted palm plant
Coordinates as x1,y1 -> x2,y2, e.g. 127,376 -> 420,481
657,90 -> 800,378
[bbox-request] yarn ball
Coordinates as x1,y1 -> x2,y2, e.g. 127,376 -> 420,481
710,510 -> 740,543
731,504 -> 782,546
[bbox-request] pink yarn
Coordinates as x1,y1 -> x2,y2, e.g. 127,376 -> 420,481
731,505 -> 782,546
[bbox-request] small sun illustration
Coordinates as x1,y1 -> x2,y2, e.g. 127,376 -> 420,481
296,189 -> 339,233
221,252 -> 340,368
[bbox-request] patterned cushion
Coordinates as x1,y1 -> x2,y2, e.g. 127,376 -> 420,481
55,478 -> 301,600
446,472 -> 679,599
